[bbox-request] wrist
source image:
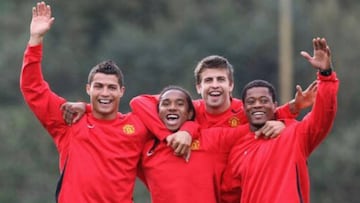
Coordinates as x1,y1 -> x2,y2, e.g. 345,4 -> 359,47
318,68 -> 332,76
288,99 -> 300,115
28,35 -> 44,46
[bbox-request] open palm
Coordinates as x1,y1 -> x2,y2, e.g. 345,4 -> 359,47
30,2 -> 54,37
300,38 -> 331,70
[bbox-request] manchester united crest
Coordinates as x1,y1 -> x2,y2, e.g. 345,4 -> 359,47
191,139 -> 200,150
228,117 -> 240,127
123,124 -> 135,135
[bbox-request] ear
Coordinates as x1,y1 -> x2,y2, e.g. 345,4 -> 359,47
119,86 -> 126,98
86,84 -> 91,96
229,81 -> 234,92
196,84 -> 202,94
188,110 -> 194,120
273,101 -> 278,110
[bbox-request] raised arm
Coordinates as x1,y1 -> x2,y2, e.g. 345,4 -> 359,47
20,2 -> 68,148
298,37 -> 338,156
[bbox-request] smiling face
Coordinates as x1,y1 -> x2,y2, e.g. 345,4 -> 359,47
196,68 -> 234,114
243,87 -> 277,131
86,73 -> 125,120
158,89 -> 194,132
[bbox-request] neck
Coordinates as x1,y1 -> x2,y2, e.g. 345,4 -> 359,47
205,99 -> 231,114
250,124 -> 263,132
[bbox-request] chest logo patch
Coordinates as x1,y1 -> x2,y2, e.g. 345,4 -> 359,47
191,139 -> 200,150
228,116 -> 240,127
123,124 -> 135,135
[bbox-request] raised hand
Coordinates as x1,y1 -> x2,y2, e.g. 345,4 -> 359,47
300,37 -> 332,71
293,80 -> 318,112
29,2 -> 55,45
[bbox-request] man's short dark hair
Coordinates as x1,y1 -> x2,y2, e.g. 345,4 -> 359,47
88,60 -> 124,86
241,79 -> 277,102
158,85 -> 196,121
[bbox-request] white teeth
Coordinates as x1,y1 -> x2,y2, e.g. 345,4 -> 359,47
253,112 -> 265,116
209,91 -> 221,96
99,99 -> 111,104
167,114 -> 179,120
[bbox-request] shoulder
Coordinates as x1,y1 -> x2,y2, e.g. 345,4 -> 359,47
231,98 -> 243,106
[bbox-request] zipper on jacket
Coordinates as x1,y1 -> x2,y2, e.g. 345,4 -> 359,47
55,157 -> 68,203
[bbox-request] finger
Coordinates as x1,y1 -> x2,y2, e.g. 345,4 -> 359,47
166,135 -> 174,146
73,114 -> 81,123
269,128 -> 281,138
184,148 -> 191,162
259,123 -> 270,134
309,80 -> 317,90
312,38 -> 317,50
60,103 -> 66,111
174,144 -> 182,155
314,37 -> 321,50
46,5 -> 51,18
262,127 -> 273,138
32,6 -> 37,17
38,2 -> 45,16
254,130 -> 262,139
35,2 -> 40,15
179,145 -> 189,156
64,110 -> 73,126
300,51 -> 312,61
326,45 -> 331,58
317,38 -> 324,50
171,142 -> 179,151
320,38 -> 327,50
62,108 -> 68,125
296,85 -> 303,95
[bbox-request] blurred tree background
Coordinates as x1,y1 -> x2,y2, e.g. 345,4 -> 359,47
0,0 -> 359,202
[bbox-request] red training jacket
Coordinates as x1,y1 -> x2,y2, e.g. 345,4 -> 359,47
221,72 -> 339,203
20,44 -> 149,203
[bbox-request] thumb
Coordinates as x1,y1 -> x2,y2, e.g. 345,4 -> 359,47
300,51 -> 312,61
60,103 -> 66,111
73,114 -> 81,123
254,130 -> 262,139
184,149 -> 191,162
166,134 -> 174,146
296,85 -> 303,95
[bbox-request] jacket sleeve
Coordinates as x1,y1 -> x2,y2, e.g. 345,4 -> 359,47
20,44 -> 68,148
130,94 -> 199,141
200,125 -> 248,153
221,167 -> 242,203
276,103 -> 298,119
297,72 -> 339,156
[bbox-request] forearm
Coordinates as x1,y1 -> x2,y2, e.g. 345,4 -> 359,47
28,35 -> 44,46
130,94 -> 171,141
301,71 -> 338,154
276,102 -> 298,119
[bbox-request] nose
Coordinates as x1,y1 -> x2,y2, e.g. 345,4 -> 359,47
210,80 -> 220,88
100,87 -> 110,96
168,103 -> 177,111
253,100 -> 263,108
